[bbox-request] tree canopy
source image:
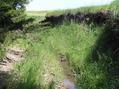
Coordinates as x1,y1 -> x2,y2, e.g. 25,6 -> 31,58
0,0 -> 30,28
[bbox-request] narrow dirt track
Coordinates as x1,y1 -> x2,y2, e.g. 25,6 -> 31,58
0,46 -> 76,89
41,53 -> 76,89
0,46 -> 24,89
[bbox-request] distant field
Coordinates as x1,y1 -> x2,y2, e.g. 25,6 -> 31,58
26,0 -> 119,17
26,11 -> 47,16
46,0 -> 119,16
26,5 -> 109,17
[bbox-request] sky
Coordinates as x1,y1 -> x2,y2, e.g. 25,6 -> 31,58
26,0 -> 114,11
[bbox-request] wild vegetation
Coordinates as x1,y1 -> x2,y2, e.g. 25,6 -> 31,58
0,0 -> 119,89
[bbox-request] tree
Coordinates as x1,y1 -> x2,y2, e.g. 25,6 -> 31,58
0,0 -> 30,28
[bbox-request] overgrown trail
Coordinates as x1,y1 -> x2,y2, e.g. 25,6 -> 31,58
59,54 -> 76,82
0,22 -> 95,89
0,46 -> 25,89
41,52 -> 76,89
58,54 -> 76,89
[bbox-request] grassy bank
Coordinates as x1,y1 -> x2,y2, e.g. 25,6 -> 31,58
0,0 -> 118,89
0,17 -> 118,89
5,22 -> 118,89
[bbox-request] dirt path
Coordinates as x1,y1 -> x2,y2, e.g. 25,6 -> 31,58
41,53 -> 76,89
0,45 -> 76,89
58,54 -> 76,89
41,53 -> 65,88
0,46 -> 25,89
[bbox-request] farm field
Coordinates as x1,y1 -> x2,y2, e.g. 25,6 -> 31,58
27,11 -> 47,17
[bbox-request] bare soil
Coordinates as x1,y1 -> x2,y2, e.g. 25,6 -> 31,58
0,46 -> 24,89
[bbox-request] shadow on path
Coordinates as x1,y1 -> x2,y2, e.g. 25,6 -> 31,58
0,71 -> 10,89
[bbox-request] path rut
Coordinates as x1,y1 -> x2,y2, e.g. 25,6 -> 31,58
0,46 -> 25,89
42,53 -> 76,89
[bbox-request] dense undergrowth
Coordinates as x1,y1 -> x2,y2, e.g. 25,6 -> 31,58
0,0 -> 119,89
4,23 -> 96,88
3,21 -> 119,89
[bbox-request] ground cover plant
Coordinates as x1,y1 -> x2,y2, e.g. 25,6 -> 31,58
0,0 -> 119,89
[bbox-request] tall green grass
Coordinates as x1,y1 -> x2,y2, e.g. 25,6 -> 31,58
7,22 -> 114,89
0,0 -> 118,89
